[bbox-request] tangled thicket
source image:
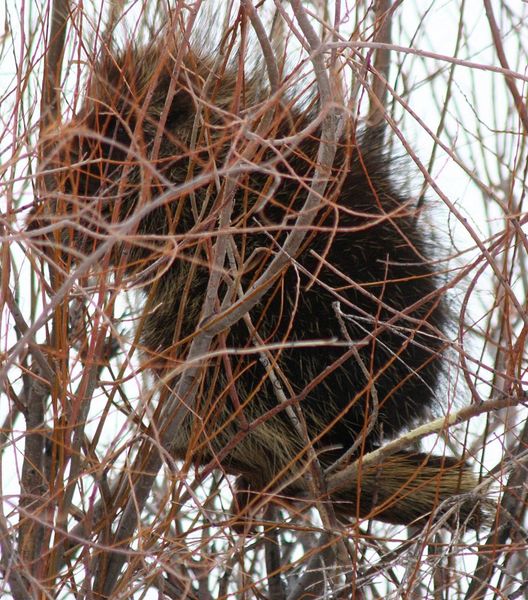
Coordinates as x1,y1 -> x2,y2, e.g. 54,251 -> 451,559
1,1 -> 527,599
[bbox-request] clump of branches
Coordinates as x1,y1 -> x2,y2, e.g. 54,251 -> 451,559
1,1 -> 527,598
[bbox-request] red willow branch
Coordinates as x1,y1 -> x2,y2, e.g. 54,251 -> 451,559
17,0 -> 70,590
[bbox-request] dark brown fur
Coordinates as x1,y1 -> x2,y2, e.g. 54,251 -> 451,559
29,38 -> 480,527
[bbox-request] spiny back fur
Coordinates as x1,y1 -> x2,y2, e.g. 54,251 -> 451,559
30,35 -> 480,527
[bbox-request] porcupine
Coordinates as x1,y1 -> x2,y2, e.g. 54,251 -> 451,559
29,35 -> 480,528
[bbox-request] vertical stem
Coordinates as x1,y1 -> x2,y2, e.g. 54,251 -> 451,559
18,371 -> 48,592
264,506 -> 287,600
367,0 -> 392,128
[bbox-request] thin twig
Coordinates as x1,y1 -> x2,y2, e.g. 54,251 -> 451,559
482,0 -> 528,134
464,417 -> 528,600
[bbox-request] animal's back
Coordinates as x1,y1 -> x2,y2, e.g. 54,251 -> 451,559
29,38 -> 478,527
